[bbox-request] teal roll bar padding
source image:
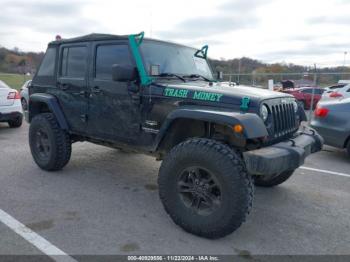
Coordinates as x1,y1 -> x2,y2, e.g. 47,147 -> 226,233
128,32 -> 153,86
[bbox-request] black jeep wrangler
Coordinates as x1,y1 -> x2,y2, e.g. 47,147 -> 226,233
28,32 -> 322,239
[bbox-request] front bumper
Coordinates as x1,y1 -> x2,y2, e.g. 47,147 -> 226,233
243,127 -> 323,175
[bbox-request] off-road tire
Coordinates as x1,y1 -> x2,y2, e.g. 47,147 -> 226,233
158,138 -> 254,239
29,113 -> 71,171
253,170 -> 295,187
8,116 -> 23,128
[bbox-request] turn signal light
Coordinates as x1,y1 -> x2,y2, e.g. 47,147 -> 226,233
233,124 -> 244,133
314,107 -> 329,118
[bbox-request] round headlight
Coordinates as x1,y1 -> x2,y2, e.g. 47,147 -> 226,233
260,104 -> 269,122
292,101 -> 298,113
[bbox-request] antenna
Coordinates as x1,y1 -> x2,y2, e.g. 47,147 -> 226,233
150,10 -> 153,38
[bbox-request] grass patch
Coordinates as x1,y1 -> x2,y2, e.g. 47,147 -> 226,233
0,73 -> 32,90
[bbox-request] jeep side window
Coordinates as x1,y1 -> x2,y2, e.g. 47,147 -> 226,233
37,47 -> 56,76
95,44 -> 132,80
60,46 -> 87,78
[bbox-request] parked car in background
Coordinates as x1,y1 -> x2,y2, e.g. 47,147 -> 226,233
281,87 -> 324,109
311,98 -> 350,156
338,80 -> 350,84
219,81 -> 236,86
323,83 -> 346,94
0,80 -> 23,128
19,80 -> 31,110
321,84 -> 350,101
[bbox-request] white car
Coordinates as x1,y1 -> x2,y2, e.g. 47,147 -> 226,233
0,80 -> 23,128
322,84 -> 350,101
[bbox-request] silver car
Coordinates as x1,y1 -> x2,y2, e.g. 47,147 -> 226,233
311,97 -> 350,156
19,80 -> 31,110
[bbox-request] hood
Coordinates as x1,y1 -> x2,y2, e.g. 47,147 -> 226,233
155,81 -> 293,107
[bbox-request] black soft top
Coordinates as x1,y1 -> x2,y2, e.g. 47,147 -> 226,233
49,33 -> 129,45
48,33 -> 194,50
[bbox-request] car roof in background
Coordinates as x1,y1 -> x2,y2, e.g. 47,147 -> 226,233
286,86 -> 321,91
327,84 -> 346,88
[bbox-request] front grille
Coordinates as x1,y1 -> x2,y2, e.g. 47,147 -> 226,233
271,103 -> 297,137
264,98 -> 299,142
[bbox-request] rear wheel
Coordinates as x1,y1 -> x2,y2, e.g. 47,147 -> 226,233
8,116 -> 23,128
158,138 -> 253,239
29,113 -> 71,171
21,98 -> 28,111
254,170 -> 295,187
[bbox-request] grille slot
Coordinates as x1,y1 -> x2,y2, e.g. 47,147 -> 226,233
271,103 -> 296,137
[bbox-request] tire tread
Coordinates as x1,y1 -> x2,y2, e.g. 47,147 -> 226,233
158,138 -> 253,239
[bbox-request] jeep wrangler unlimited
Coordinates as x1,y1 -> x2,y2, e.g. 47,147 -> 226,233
28,32 -> 323,239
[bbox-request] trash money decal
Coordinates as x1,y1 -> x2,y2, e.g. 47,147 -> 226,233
163,88 -> 223,102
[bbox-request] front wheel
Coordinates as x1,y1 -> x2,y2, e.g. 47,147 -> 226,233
29,113 -> 72,171
253,170 -> 295,187
158,138 -> 254,239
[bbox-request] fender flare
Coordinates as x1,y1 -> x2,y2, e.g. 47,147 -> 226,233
29,93 -> 69,130
154,107 -> 268,149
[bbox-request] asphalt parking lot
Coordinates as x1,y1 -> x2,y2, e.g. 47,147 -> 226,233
0,122 -> 350,259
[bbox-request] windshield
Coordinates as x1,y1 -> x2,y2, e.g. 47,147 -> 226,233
140,41 -> 214,81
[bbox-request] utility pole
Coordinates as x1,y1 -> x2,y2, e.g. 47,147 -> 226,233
150,10 -> 153,38
344,51 -> 347,67
343,51 -> 348,76
237,58 -> 241,85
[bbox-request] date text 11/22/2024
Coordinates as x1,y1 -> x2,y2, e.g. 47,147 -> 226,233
127,255 -> 219,261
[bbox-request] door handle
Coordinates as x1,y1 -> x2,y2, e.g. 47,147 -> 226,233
91,86 -> 101,94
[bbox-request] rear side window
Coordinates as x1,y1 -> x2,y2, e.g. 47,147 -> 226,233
301,89 -> 312,94
37,47 -> 56,76
95,45 -> 132,80
61,46 -> 87,78
302,89 -> 323,94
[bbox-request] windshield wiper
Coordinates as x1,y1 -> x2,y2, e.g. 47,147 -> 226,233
157,73 -> 186,82
183,74 -> 213,82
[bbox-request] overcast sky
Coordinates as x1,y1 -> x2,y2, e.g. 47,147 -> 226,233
1,0 -> 350,67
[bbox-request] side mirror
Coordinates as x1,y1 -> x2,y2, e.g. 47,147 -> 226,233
112,64 -> 136,82
217,71 -> 223,80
